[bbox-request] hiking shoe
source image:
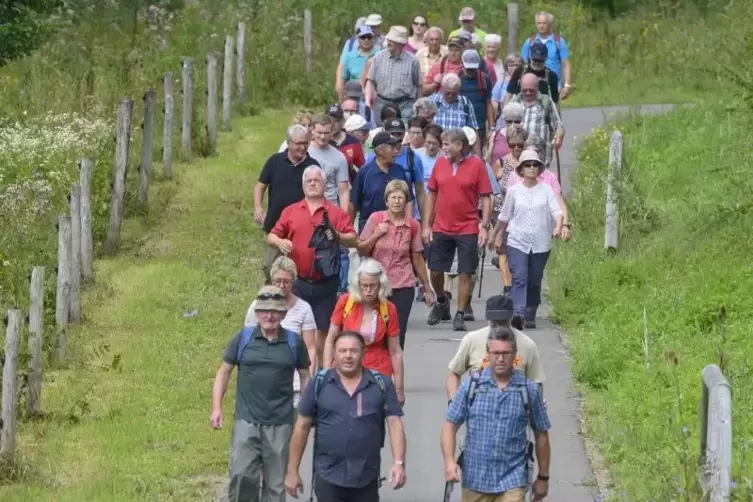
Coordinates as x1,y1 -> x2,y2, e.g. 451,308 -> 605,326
511,315 -> 523,330
442,291 -> 453,321
523,319 -> 537,329
453,312 -> 467,331
428,300 -> 446,326
503,286 -> 512,295
464,304 -> 475,322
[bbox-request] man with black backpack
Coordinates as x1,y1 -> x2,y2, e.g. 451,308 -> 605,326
285,330 -> 407,501
504,42 -> 560,107
459,49 -> 495,152
441,327 -> 551,502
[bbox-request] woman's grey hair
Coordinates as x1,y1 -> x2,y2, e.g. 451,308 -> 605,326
535,11 -> 555,24
440,127 -> 468,148
486,325 -> 518,353
506,124 -> 528,142
287,123 -> 309,141
413,97 -> 438,117
441,72 -> 461,89
302,165 -> 325,184
348,258 -> 392,302
524,133 -> 547,155
270,255 -> 298,281
501,102 -> 525,121
424,26 -> 444,41
484,34 -> 502,46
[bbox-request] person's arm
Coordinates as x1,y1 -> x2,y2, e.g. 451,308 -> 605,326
253,182 -> 267,219
530,384 -> 552,498
491,81 -> 504,109
363,58 -> 376,107
383,381 -> 407,479
349,167 -> 363,223
336,154 -> 350,209
300,306 -> 318,375
411,156 -> 426,220
484,76 -> 495,131
356,213 -> 382,256
492,189 -> 514,240
525,343 -> 546,390
411,57 -> 421,98
286,378 -> 316,484
423,190 -> 436,232
422,63 -> 442,96
411,251 -> 430,292
440,378 -> 469,477
387,331 -> 405,401
560,39 -> 572,98
548,188 -> 564,235
336,59 -> 346,102
211,362 -> 234,423
323,297 -> 345,368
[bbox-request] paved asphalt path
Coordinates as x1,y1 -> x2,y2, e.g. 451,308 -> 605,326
289,104 -> 677,502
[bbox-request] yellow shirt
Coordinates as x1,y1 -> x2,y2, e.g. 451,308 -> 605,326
448,27 -> 488,56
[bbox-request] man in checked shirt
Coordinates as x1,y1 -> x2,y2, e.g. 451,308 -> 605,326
441,327 -> 551,502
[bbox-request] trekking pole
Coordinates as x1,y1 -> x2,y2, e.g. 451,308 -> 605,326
477,244 -> 486,299
555,149 -> 562,188
443,480 -> 455,502
308,437 -> 316,502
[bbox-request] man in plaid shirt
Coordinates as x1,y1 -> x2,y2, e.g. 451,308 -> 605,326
441,327 -> 551,502
511,73 -> 564,167
429,73 -> 480,153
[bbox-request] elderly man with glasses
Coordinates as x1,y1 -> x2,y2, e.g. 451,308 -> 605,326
510,73 -> 563,168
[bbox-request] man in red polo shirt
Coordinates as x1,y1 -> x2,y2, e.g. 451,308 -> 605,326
268,165 -> 357,365
422,127 -> 492,331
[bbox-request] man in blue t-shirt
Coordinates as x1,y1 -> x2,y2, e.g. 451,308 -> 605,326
459,49 -> 494,152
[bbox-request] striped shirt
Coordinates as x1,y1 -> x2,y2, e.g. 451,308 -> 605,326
244,296 -> 316,334
429,93 -> 479,130
510,94 -> 562,166
367,49 -> 421,101
360,211 -> 423,289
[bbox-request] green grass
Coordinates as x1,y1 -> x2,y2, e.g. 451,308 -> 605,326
547,102 -> 753,500
0,111 -> 289,501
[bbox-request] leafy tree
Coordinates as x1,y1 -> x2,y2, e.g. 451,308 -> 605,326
0,0 -> 62,66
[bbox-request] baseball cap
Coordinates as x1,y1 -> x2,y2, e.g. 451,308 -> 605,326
344,80 -> 363,99
461,126 -> 477,146
384,118 -> 406,133
255,285 -> 288,312
485,294 -> 514,321
462,49 -> 481,69
447,36 -> 464,48
326,104 -> 344,120
530,41 -> 548,61
372,131 -> 399,148
357,25 -> 373,38
365,14 -> 382,26
344,114 -> 369,133
459,6 -> 476,21
457,30 -> 473,43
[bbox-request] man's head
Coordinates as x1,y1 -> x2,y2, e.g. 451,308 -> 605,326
356,25 -> 374,51
285,123 -> 309,163
520,73 -> 540,103
332,330 -> 365,375
341,98 -> 359,120
484,34 -> 502,60
326,104 -> 345,133
485,294 -> 514,328
344,114 -> 369,143
440,72 -> 461,103
384,118 -> 406,144
458,6 -> 476,32
349,258 -> 391,304
371,131 -> 399,162
380,103 -> 400,124
385,26 -> 409,55
302,165 -> 326,199
425,26 -> 444,52
535,11 -> 554,36
365,13 -> 383,36
446,36 -> 464,62
461,49 -> 481,74
486,326 -> 518,378
311,113 -> 334,147
254,285 -> 287,331
530,41 -> 548,70
440,127 -> 468,161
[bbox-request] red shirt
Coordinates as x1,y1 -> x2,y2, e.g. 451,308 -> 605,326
424,58 -> 464,86
271,200 -> 355,279
330,295 -> 400,377
427,155 -> 492,235
338,141 -> 365,185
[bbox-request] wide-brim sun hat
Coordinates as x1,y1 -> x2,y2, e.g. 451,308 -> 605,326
385,26 -> 409,45
515,148 -> 545,174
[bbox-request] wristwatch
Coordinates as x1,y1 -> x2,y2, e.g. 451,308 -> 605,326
395,460 -> 405,467
537,474 -> 550,481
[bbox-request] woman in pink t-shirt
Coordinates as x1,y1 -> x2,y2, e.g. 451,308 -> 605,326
358,179 -> 434,349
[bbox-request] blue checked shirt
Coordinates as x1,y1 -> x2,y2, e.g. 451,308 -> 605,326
445,368 -> 551,494
429,93 -> 479,131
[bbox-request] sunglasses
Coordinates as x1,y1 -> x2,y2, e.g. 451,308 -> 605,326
508,143 -> 524,149
258,292 -> 285,301
521,162 -> 539,168
360,35 -> 373,40
413,21 -> 427,26
505,119 -> 522,124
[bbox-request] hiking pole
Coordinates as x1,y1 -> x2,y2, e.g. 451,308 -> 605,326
555,148 -> 562,188
443,481 -> 455,502
308,436 -> 316,502
477,244 -> 486,299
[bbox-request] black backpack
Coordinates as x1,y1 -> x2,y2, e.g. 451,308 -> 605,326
307,210 -> 341,279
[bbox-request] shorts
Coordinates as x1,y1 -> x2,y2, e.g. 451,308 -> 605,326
292,277 -> 339,332
428,232 -> 479,275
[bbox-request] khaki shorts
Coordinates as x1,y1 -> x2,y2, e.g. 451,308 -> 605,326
462,487 -> 526,502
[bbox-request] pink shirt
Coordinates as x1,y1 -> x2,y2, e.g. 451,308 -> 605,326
360,211 -> 423,289
505,168 -> 562,196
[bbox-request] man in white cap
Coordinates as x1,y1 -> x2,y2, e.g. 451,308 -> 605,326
459,49 -> 495,151
362,26 -> 421,126
364,14 -> 385,48
449,7 -> 487,55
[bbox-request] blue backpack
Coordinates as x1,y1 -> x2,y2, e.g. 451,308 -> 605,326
235,326 -> 298,364
313,368 -> 387,414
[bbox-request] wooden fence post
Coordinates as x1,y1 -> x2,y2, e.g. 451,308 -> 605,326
507,3 -> 520,54
0,309 -> 22,460
206,52 -> 219,155
236,22 -> 247,110
222,34 -> 234,131
138,88 -> 157,205
79,158 -> 94,281
304,10 -> 312,74
163,73 -> 174,178
69,184 -> 82,323
27,266 -> 45,416
699,364 -> 732,502
55,215 -> 72,367
181,57 -> 193,160
104,98 -> 134,256
604,130 -> 623,251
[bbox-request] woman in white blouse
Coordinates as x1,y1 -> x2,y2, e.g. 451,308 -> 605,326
492,149 -> 563,330
244,256 -> 317,401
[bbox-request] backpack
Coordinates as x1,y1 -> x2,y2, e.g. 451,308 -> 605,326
235,326 -> 298,364
343,295 -> 390,324
521,64 -> 554,99
439,56 -> 488,101
346,36 -> 357,52
313,368 -> 387,412
529,33 -> 562,61
406,148 -> 416,184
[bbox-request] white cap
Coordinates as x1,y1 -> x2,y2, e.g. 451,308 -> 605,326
344,114 -> 369,133
462,126 -> 477,146
459,7 -> 476,21
365,14 -> 382,26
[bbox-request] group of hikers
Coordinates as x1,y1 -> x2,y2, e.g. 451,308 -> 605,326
212,7 -> 575,502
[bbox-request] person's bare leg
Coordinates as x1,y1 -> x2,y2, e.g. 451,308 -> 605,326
500,254 -> 512,287
316,330 -> 327,367
430,270 -> 446,298
458,273 -> 472,312
444,274 -> 455,297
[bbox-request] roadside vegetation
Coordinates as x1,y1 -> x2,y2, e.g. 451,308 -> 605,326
547,11 -> 753,497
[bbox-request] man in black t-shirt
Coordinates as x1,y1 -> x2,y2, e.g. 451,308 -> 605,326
253,123 -> 320,282
504,41 -> 560,105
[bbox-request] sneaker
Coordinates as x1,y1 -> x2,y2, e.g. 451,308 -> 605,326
503,285 -> 512,295
427,299 -> 446,326
442,291 -> 453,321
523,319 -> 537,329
511,315 -> 523,330
453,311 -> 467,331
464,304 -> 475,322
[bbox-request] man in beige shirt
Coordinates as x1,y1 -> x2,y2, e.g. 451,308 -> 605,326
446,294 -> 545,400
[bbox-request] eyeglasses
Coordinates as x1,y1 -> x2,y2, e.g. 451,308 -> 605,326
359,283 -> 380,291
272,279 -> 293,287
258,292 -> 285,301
489,350 -> 515,358
508,143 -> 524,149
288,140 -> 309,147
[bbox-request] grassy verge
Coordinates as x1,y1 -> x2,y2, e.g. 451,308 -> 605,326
547,102 -> 753,500
0,111 -> 287,501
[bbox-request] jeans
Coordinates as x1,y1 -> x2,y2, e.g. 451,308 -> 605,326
338,246 -> 350,293
314,475 -> 380,502
388,287 -> 415,350
507,247 -> 550,318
